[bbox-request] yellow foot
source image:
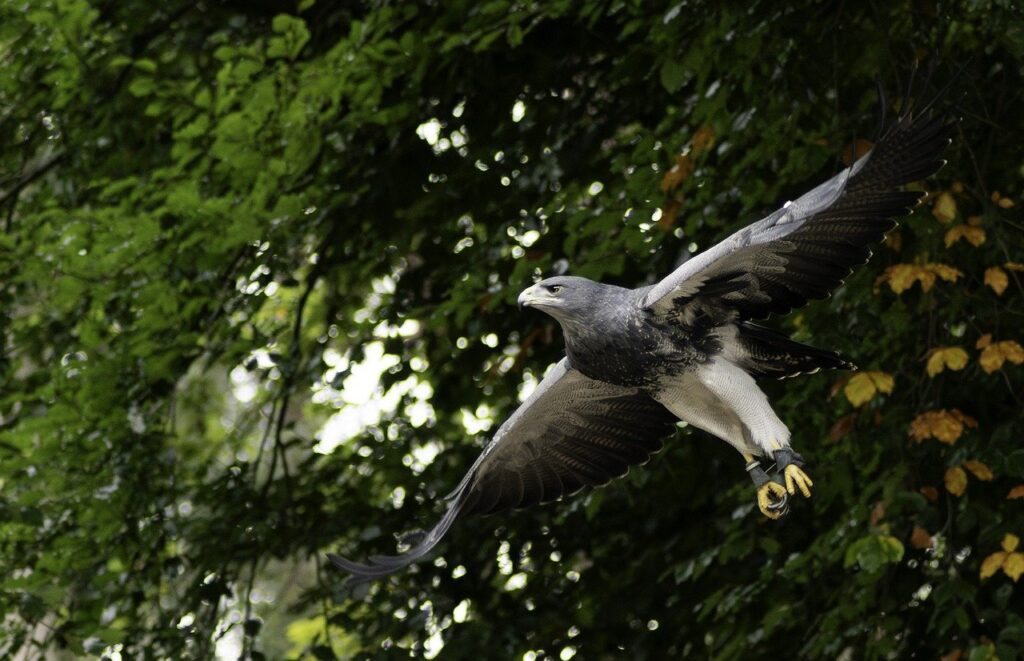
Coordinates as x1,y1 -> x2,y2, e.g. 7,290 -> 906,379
784,464 -> 814,498
757,481 -> 788,519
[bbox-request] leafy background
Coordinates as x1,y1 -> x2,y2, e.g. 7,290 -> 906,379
1,0 -> 1023,658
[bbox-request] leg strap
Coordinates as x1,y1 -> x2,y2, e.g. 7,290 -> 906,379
773,447 -> 805,471
745,460 -> 771,488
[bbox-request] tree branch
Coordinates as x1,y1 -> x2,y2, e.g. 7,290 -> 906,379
0,148 -> 66,208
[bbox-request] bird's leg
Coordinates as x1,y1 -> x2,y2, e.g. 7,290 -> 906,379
744,453 -> 788,519
773,447 -> 813,499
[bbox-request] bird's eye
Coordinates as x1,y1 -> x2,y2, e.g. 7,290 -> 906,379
547,285 -> 562,293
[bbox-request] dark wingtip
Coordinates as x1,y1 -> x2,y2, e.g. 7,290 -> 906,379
326,552 -> 367,574
326,545 -> 430,584
327,490 -> 471,585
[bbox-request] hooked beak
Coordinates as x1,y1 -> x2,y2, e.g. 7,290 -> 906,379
517,284 -> 546,310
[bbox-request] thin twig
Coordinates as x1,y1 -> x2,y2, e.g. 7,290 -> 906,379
0,148 -> 65,208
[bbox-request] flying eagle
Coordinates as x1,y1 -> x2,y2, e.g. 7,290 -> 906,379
330,103 -> 952,583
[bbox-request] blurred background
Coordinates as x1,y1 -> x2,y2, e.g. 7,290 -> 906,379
1,0 -> 1023,658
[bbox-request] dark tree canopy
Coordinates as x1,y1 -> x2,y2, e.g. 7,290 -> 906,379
1,0 -> 1022,658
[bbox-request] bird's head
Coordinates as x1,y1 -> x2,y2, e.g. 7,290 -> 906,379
517,276 -> 597,323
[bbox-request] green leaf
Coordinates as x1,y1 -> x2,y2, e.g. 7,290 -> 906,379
128,77 -> 154,97
659,58 -> 688,93
844,535 -> 905,573
268,14 -> 311,59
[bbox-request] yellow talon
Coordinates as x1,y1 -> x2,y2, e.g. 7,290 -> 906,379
783,464 -> 814,498
757,481 -> 788,519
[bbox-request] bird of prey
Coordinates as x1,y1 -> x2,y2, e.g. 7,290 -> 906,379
330,101 -> 952,583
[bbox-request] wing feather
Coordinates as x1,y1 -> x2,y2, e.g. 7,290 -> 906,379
328,358 -> 677,583
641,111 -> 953,320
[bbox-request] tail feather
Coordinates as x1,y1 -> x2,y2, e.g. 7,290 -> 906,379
736,322 -> 854,380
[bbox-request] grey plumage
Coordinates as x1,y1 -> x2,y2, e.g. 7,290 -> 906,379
330,103 -> 953,584
328,358 -> 678,582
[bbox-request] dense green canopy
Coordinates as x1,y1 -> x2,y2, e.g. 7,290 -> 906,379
2,0 -> 1023,658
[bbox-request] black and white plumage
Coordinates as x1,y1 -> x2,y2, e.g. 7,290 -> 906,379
330,105 -> 953,583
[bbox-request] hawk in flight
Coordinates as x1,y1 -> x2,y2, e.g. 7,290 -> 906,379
331,102 -> 952,583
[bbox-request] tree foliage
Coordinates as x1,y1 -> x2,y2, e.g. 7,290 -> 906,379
2,0 -> 1023,658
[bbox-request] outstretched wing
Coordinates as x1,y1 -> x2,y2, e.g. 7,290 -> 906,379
328,358 -> 678,583
641,110 -> 953,320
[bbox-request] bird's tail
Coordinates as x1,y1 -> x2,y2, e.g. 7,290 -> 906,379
735,322 -> 855,380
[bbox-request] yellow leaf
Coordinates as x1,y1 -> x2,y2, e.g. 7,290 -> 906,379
943,348 -> 969,372
660,198 -> 682,230
1005,261 -> 1024,272
976,333 -> 993,349
926,347 -> 969,376
1005,553 -> 1024,581
884,231 -> 903,252
945,466 -> 968,496
844,371 -> 892,407
867,371 -> 894,394
979,340 -> 1024,374
910,410 -> 972,444
916,267 -> 938,292
1002,340 -> 1024,364
910,525 -> 933,549
880,264 -> 920,294
876,263 -> 961,295
944,224 -> 986,248
920,486 -> 939,502
965,225 -> 987,246
1002,533 -> 1020,553
932,191 -> 958,223
950,409 -> 979,429
1008,485 -> 1024,499
660,154 -> 694,193
691,125 -> 716,155
926,263 -> 963,283
985,266 -> 1008,296
979,344 -> 1004,374
980,551 -> 1007,579
844,373 -> 876,407
876,262 -> 964,296
974,341 -> 1024,372
967,214 -> 983,226
964,459 -> 994,481
998,196 -> 1016,209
